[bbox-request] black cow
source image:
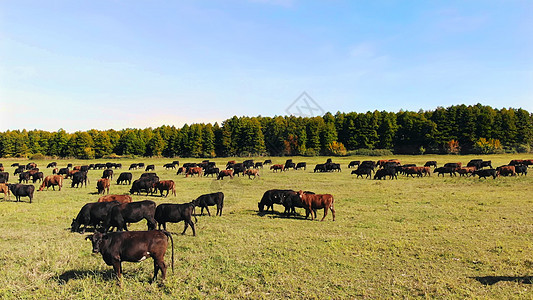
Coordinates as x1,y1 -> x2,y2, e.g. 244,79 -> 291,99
374,168 -> 397,180
194,192 -> 224,216
254,162 -> 263,169
172,161 -> 180,167
8,184 -> 35,203
472,169 -> 497,179
19,172 -> 31,183
515,165 -> 528,176
155,202 -> 197,236
0,172 -> 9,183
57,168 -> 69,176
71,171 -> 88,188
116,172 -> 133,185
14,167 -> 24,176
32,171 -> 44,183
203,167 -> 219,177
351,167 -> 372,179
258,189 -> 294,212
145,165 -> 155,171
102,169 -> 114,180
71,201 -> 120,233
243,160 -> 255,169
137,163 -> 145,168
360,161 -> 376,170
130,179 -> 156,196
163,163 -> 175,170
94,163 -> 106,169
434,167 -> 456,177
263,159 -> 272,165
11,163 -> 19,167
104,200 -> 157,232
233,164 -> 245,177
129,163 -> 138,170
314,164 -> 326,173
80,165 -> 90,173
47,162 -> 57,168
295,162 -> 307,170
348,161 -> 360,168
326,163 -> 341,172
85,230 -> 174,282
424,161 -> 437,168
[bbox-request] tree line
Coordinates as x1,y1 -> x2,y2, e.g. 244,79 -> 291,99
0,104 -> 531,159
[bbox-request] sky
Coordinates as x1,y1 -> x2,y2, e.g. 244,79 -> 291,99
1,0 -> 532,132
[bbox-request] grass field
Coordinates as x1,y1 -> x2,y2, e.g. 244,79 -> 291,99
0,154 -> 532,299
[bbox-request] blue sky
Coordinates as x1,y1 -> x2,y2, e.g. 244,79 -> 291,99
1,0 -> 531,132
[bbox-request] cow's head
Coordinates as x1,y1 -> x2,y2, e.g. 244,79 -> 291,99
297,190 -> 304,199
86,231 -> 106,254
71,219 -> 80,232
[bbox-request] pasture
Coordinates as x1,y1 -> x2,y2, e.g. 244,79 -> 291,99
0,154 -> 532,299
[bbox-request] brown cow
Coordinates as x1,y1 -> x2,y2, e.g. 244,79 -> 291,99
270,164 -> 284,172
176,167 -> 186,175
0,183 -> 10,200
153,180 -> 176,197
457,167 -> 476,177
185,167 -> 202,177
98,194 -> 132,204
217,170 -> 233,180
97,178 -> 110,194
52,168 -> 59,174
28,169 -> 40,176
244,169 -> 260,179
497,165 -> 516,176
297,190 -> 335,221
38,175 -> 63,191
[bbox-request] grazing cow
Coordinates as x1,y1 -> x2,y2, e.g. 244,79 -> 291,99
496,165 -> 516,177
105,200 -> 157,232
326,163 -> 341,172
130,179 -> 156,196
140,173 -> 159,180
73,166 -> 82,171
263,159 -> 272,165
38,175 -> 63,191
226,160 -> 236,168
279,190 -> 316,216
8,184 -> 35,203
116,172 -> 133,185
374,168 -> 397,180
155,202 -> 197,235
472,169 -> 497,179
232,164 -> 245,177
467,159 -> 483,169
98,194 -> 132,204
217,170 -> 233,180
0,183 -> 10,200
271,164 -> 284,172
254,162 -> 263,169
434,167 -> 456,177
137,163 -> 145,169
348,161 -> 360,168
244,169 -> 260,179
257,189 -> 294,213
176,167 -> 186,175
185,167 -> 203,177
80,165 -> 90,173
19,172 -> 31,183
85,230 -> 174,282
0,172 -> 9,183
47,162 -> 57,168
57,168 -> 69,177
71,201 -> 120,233
114,163 -> 122,169
243,160 -> 255,169
204,167 -> 219,177
11,163 -> 19,167
480,161 -> 493,169
163,163 -> 176,170
14,167 -> 24,176
145,164 -> 155,171
297,190 -> 335,221
129,163 -> 138,170
97,178 -> 111,195
314,164 -> 326,173
284,162 -> 295,171
153,180 -> 176,197
183,163 -> 197,169
71,171 -> 89,188
193,192 -> 224,216
509,160 -> 524,166
403,166 -> 425,178
424,161 -> 437,168
26,162 -> 37,170
172,161 -> 180,167
443,162 -> 462,170
66,170 -> 80,179
457,167 -> 476,177
515,165 -> 528,176
295,162 -> 307,170
351,167 -> 372,179
94,163 -> 106,169
102,169 -> 114,180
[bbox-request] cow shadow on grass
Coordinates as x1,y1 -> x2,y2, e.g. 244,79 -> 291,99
472,276 -> 533,285
256,210 -> 308,220
56,269 -> 116,285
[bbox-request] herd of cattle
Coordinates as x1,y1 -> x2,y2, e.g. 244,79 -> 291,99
1,157 -> 531,283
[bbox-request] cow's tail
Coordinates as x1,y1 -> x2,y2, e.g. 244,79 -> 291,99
163,231 -> 174,272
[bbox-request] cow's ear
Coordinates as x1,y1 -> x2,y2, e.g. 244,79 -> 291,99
85,235 -> 93,241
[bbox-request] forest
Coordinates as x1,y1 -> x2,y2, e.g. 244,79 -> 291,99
0,104 -> 531,159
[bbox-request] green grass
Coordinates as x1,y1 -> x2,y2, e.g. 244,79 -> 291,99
1,154 -> 532,299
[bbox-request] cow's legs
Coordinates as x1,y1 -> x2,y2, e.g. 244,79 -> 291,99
205,206 -> 211,216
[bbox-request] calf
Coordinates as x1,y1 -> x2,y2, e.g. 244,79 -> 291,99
86,230 -> 174,282
71,201 -> 120,233
98,194 -> 132,204
297,190 -> 335,221
194,192 -> 224,216
38,175 -> 63,191
155,202 -> 197,235
105,200 -> 157,232
116,172 -> 133,185
244,169 -> 260,179
217,170 -> 233,180
8,184 -> 35,203
153,180 -> 176,197
0,183 -> 10,200
97,178 -> 110,195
